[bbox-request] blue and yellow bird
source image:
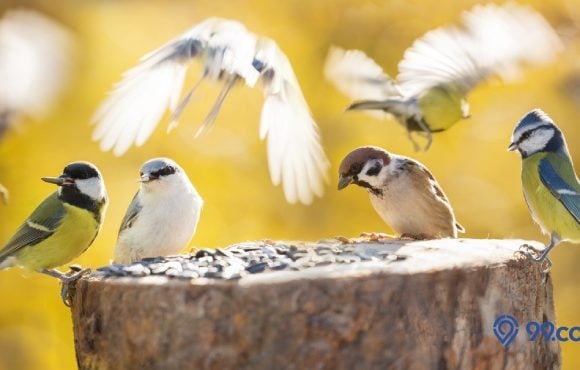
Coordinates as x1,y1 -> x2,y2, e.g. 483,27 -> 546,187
509,109 -> 580,271
0,162 -> 108,282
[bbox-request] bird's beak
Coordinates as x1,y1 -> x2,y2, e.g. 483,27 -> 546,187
42,175 -> 74,186
507,142 -> 518,152
338,175 -> 353,190
139,174 -> 157,183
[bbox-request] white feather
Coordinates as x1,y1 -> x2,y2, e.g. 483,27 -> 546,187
324,46 -> 401,100
0,9 -> 73,117
258,39 -> 329,204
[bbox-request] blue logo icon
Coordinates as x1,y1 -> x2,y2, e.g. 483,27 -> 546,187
493,315 -> 519,348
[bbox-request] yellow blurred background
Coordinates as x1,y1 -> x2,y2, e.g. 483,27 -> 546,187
0,0 -> 579,368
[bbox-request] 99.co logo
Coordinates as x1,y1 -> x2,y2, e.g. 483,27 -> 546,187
493,315 -> 580,348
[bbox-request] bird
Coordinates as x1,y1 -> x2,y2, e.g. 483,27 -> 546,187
509,109 -> 579,272
0,9 -> 74,204
113,158 -> 203,264
92,18 -> 329,205
0,162 -> 108,282
324,3 -> 562,150
338,146 -> 464,239
0,8 -> 74,140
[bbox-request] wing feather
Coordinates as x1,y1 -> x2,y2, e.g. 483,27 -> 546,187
539,158 -> 580,223
0,192 -> 65,260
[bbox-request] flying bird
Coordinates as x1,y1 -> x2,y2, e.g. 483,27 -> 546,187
93,18 -> 329,205
0,9 -> 74,203
509,109 -> 579,272
324,3 -> 562,150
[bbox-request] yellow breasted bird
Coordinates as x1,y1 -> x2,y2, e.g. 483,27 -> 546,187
0,162 -> 107,282
324,3 -> 562,150
509,110 -> 579,272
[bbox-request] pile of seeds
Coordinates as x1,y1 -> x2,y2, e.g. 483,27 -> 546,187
97,240 -> 406,280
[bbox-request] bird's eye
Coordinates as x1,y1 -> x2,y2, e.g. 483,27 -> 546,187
351,164 -> 362,174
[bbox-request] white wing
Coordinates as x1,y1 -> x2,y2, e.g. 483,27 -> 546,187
397,26 -> 487,97
256,38 -> 329,204
397,3 -> 562,97
92,18 -> 258,156
324,46 -> 401,101
0,9 -> 73,117
462,3 -> 562,81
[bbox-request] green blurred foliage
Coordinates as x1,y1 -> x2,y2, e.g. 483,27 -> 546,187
0,0 -> 579,368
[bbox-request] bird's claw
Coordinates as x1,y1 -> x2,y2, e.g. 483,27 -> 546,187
360,232 -> 392,241
515,244 -> 552,277
60,267 -> 91,307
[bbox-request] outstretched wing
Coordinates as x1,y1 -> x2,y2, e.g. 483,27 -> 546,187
324,46 -> 402,101
0,192 -> 65,260
256,38 -> 329,204
539,157 -> 580,223
397,3 -> 561,97
92,18 -> 258,156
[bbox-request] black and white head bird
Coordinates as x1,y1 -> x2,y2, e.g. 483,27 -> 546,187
92,18 -> 330,205
113,158 -> 203,264
324,3 -> 562,150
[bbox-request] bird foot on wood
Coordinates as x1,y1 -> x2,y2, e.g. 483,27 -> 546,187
360,232 -> 393,242
60,266 -> 92,307
515,244 -> 552,275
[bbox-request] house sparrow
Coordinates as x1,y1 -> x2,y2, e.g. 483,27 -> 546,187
92,18 -> 329,205
324,3 -> 561,150
113,158 -> 203,264
338,146 -> 464,239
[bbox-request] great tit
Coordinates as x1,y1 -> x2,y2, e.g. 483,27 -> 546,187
509,109 -> 579,272
324,3 -> 562,150
91,18 -> 329,205
113,158 -> 203,264
0,161 -> 108,281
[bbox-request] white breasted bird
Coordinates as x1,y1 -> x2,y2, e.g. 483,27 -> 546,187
113,158 -> 203,264
509,109 -> 579,272
338,146 -> 464,239
92,18 -> 329,205
0,162 -> 107,281
324,3 -> 561,150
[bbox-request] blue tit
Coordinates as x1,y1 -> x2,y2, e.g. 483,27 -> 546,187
113,158 -> 203,264
324,3 -> 562,150
91,18 -> 329,205
0,162 -> 108,282
509,109 -> 579,271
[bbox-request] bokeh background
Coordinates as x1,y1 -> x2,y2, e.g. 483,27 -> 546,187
0,0 -> 579,368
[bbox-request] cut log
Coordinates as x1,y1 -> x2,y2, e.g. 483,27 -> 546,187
69,238 -> 560,370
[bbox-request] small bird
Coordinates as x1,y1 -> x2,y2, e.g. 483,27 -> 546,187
338,146 -> 463,239
324,3 -> 562,150
509,109 -> 579,272
113,158 -> 203,264
0,9 -> 74,140
92,18 -> 329,205
0,162 -> 108,281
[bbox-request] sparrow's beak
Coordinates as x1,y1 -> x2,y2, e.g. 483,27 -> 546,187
42,175 -> 74,186
507,142 -> 518,152
338,175 -> 353,190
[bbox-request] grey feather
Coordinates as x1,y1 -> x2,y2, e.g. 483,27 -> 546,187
118,193 -> 143,233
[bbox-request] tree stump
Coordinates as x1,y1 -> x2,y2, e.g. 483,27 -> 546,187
69,238 -> 560,370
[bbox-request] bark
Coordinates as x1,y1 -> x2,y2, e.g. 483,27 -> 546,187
69,238 -> 560,370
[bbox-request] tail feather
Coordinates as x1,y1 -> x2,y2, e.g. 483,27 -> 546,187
347,99 -> 409,118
